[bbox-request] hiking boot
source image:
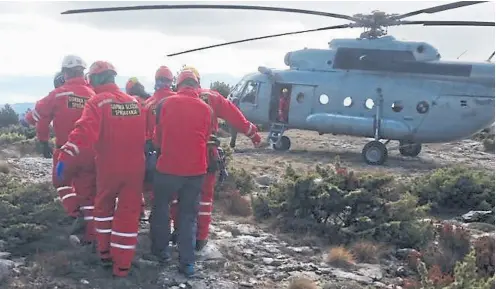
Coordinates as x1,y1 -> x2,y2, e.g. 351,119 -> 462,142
195,239 -> 208,251
178,263 -> 195,277
100,258 -> 113,268
143,252 -> 170,266
170,230 -> 178,245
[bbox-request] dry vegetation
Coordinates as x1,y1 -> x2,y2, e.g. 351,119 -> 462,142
0,128 -> 494,289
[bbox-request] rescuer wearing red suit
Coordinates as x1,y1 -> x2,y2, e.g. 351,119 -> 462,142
150,69 -> 213,277
33,56 -> 97,245
143,66 -> 176,196
278,88 -> 290,123
56,61 -> 146,278
169,66 -> 262,251
24,72 -> 65,127
125,77 -> 151,105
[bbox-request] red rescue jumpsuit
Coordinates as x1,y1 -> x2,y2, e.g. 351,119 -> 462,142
278,94 -> 290,123
34,77 -> 97,242
143,87 -> 176,202
170,88 -> 260,241
58,83 -> 146,277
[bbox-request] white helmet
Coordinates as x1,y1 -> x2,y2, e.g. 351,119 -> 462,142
61,55 -> 87,69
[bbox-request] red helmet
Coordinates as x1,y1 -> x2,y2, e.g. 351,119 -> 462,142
88,61 -> 117,76
177,70 -> 199,86
155,66 -> 173,80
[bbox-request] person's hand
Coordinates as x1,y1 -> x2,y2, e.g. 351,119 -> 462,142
251,133 -> 262,148
55,161 -> 65,182
40,141 -> 53,159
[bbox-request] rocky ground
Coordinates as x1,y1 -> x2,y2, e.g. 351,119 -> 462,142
0,130 -> 494,289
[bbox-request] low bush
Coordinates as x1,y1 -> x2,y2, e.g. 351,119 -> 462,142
0,124 -> 36,140
326,246 -> 355,269
474,235 -> 495,278
472,130 -> 495,153
417,249 -> 495,289
0,132 -> 26,146
252,164 -> 435,249
287,277 -> 318,289
410,166 -> 495,213
0,174 -> 68,254
350,240 -> 382,263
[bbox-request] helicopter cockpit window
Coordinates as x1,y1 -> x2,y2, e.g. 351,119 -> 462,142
240,81 -> 259,104
319,94 -> 329,105
365,98 -> 375,110
230,80 -> 246,99
343,97 -> 353,107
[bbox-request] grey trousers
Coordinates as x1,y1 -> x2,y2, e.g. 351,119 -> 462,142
150,171 -> 204,265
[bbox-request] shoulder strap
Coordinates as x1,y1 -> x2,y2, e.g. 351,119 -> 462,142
155,98 -> 168,125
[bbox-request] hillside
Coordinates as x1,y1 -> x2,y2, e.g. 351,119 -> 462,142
0,129 -> 494,289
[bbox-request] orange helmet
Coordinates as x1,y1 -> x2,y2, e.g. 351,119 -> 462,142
88,61 -> 117,76
155,66 -> 173,80
177,70 -> 199,86
126,77 -> 140,93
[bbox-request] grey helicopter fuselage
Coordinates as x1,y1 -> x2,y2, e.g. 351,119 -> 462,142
229,36 -> 495,144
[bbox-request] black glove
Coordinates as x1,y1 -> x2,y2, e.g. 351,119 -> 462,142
40,141 -> 53,159
145,140 -> 154,154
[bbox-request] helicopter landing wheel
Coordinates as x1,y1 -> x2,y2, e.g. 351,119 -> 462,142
272,136 -> 291,151
362,140 -> 388,165
399,141 -> 422,157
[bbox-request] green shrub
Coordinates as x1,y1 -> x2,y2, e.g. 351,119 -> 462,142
472,130 -> 495,153
421,223 -> 472,275
252,165 -> 434,248
418,249 -> 495,289
0,124 -> 36,139
0,132 -> 26,145
474,235 -> 495,278
410,166 -> 495,213
0,174 -> 67,254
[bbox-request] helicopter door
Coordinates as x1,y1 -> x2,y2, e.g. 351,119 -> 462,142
288,84 -> 316,128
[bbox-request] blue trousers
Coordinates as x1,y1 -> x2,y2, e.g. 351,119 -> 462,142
150,172 -> 204,265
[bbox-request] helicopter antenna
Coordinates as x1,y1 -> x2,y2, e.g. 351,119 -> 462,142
487,51 -> 495,62
457,50 -> 468,59
60,1 -> 494,57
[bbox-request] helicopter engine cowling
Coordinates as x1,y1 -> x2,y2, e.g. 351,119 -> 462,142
284,49 -> 336,71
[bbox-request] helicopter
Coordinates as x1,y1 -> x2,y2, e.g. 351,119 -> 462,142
61,1 -> 495,165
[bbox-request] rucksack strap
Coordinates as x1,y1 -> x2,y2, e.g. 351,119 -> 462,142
155,98 -> 167,125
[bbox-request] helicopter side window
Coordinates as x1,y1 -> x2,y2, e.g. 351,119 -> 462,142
240,81 -> 259,104
230,80 -> 246,99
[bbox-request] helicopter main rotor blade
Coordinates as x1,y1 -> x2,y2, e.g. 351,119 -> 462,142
166,24 -> 353,57
392,1 -> 488,20
400,20 -> 495,26
60,4 -> 357,21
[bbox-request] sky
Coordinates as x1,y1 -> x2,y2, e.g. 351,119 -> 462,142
0,0 -> 494,104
